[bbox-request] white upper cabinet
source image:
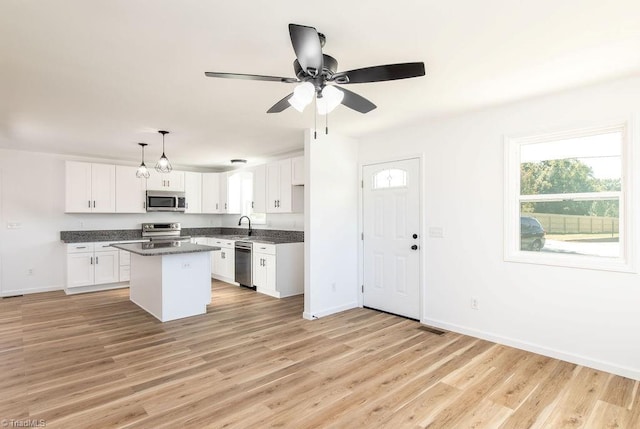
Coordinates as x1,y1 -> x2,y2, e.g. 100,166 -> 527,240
266,159 -> 303,213
291,156 -> 304,186
202,172 -> 221,213
252,164 -> 266,213
219,172 -> 229,213
146,170 -> 184,191
184,172 -> 202,214
65,161 -> 116,213
115,165 -> 146,213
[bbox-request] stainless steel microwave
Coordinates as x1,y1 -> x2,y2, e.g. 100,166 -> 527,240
146,191 -> 186,212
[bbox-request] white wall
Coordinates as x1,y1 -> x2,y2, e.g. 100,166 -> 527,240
0,149 -> 219,296
359,75 -> 640,380
304,130 -> 359,319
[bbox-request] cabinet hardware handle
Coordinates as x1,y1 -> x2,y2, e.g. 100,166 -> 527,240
90,257 -> 93,265
143,202 -> 146,209
221,252 -> 225,259
216,203 -> 218,210
225,203 -> 227,210
96,256 -> 99,264
274,200 -> 277,208
168,180 -> 170,187
76,246 -> 86,249
93,200 -> 96,208
88,200 -> 91,208
186,202 -> 189,209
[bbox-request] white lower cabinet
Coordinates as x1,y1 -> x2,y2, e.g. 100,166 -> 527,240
253,242 -> 303,298
208,238 -> 236,283
66,241 -> 138,294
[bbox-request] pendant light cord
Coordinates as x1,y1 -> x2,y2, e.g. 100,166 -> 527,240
314,96 -> 317,140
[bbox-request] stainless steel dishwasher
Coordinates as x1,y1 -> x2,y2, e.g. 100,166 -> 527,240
234,241 -> 254,289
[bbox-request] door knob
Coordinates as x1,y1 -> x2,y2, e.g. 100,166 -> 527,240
412,234 -> 418,239
411,244 -> 418,250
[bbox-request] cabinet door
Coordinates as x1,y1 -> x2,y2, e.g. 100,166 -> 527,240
65,161 -> 92,213
91,164 -> 116,213
66,252 -> 95,288
202,173 -> 221,213
115,165 -> 147,213
165,171 -> 185,192
94,250 -> 119,285
146,171 -> 165,191
252,252 -> 266,288
263,253 -> 277,291
252,165 -> 266,213
266,162 -> 281,213
291,156 -> 304,185
277,159 -> 293,212
184,172 -> 202,214
219,173 -> 228,213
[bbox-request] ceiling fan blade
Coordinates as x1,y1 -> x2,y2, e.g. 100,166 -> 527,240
205,72 -> 298,84
267,93 -> 294,113
332,62 -> 425,84
288,24 -> 323,76
338,87 -> 376,113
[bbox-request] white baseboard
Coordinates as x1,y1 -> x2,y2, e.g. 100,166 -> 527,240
422,317 -> 640,381
305,301 -> 359,320
65,282 -> 129,295
1,284 -> 63,297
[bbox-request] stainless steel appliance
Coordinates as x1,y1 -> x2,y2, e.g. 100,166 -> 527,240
146,191 -> 186,212
235,241 -> 254,289
141,222 -> 190,242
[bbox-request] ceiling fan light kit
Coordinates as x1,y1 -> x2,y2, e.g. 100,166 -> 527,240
154,130 -> 173,173
205,23 -> 426,124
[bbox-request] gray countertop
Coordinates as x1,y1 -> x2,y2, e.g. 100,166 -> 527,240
199,235 -> 301,245
111,242 -> 220,256
60,227 -> 304,244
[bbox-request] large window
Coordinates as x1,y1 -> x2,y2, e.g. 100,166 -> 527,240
505,122 -> 634,271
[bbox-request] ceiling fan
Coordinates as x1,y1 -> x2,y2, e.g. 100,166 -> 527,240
204,23 -> 426,115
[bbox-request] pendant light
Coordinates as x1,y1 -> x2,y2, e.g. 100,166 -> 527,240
136,143 -> 150,178
155,130 -> 172,173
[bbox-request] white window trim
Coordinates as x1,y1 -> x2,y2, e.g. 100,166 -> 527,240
504,120 -> 636,273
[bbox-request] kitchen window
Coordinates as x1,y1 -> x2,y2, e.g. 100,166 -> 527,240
504,122 -> 634,272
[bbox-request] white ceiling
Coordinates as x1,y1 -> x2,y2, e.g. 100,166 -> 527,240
2,0 -> 640,169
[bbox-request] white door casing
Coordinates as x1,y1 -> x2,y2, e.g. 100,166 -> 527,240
362,158 -> 421,319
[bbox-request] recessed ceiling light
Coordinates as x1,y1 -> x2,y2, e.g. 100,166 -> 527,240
230,159 -> 247,164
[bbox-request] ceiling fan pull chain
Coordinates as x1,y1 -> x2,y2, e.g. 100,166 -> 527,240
314,96 -> 317,140
325,111 -> 329,135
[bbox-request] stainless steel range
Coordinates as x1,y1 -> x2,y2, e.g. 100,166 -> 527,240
141,222 -> 190,242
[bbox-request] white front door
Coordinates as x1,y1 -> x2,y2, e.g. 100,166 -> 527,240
363,158 -> 421,319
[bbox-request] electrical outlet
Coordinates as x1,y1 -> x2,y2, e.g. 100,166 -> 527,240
470,298 -> 479,310
181,263 -> 191,269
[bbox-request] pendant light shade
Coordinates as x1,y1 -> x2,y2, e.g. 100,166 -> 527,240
317,85 -> 344,115
136,142 -> 150,178
155,130 -> 172,173
288,82 -> 315,112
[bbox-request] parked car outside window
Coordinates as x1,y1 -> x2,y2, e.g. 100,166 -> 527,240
520,216 -> 546,251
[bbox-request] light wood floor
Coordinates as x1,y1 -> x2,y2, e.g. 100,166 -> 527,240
1,281 -> 638,428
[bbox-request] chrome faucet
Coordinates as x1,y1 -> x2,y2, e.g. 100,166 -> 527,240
238,216 -> 252,236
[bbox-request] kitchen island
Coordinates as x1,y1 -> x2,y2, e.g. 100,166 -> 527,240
111,241 -> 220,322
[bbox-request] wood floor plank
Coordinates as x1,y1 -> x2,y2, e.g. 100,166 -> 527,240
2,280 -> 638,428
